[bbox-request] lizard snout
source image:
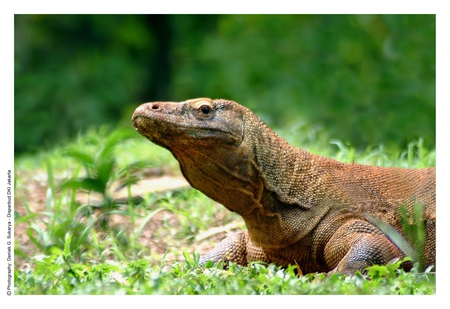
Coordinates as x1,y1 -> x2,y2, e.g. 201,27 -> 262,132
132,103 -> 155,120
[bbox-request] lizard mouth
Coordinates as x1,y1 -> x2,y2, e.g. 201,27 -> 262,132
133,114 -> 235,137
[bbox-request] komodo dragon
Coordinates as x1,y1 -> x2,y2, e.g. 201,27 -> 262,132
132,98 -> 436,274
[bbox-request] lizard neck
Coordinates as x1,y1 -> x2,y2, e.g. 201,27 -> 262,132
244,113 -> 334,210
233,113 -> 335,247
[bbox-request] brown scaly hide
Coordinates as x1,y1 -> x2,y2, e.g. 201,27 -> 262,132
132,98 -> 435,274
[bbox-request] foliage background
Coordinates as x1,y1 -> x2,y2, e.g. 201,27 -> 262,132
14,14 -> 435,154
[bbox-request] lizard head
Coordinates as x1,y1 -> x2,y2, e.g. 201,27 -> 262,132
132,98 -> 244,150
132,98 -> 266,216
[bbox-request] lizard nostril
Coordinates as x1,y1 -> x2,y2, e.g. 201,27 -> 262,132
151,103 -> 160,110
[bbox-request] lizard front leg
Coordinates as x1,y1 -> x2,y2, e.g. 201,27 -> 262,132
325,220 -> 405,274
200,231 -> 269,266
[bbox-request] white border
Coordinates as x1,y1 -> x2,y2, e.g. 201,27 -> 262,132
3,1 -> 448,307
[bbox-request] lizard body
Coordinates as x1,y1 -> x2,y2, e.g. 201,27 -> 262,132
132,98 -> 435,274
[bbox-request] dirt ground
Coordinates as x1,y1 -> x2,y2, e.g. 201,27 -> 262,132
14,169 -> 238,269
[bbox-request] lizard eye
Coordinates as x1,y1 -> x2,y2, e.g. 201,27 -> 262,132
191,100 -> 215,120
200,105 -> 211,115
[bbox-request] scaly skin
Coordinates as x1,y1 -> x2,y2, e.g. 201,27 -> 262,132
132,98 -> 435,274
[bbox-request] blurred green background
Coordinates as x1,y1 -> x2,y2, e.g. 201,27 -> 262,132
14,14 -> 435,154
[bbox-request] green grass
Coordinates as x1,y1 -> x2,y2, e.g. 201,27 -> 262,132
14,125 -> 436,295
15,254 -> 435,295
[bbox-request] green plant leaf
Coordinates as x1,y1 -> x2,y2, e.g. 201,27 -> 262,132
64,148 -> 95,167
63,232 -> 73,259
26,226 -> 46,252
134,208 -> 165,239
63,178 -> 106,195
97,159 -> 115,190
365,214 -> 418,263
